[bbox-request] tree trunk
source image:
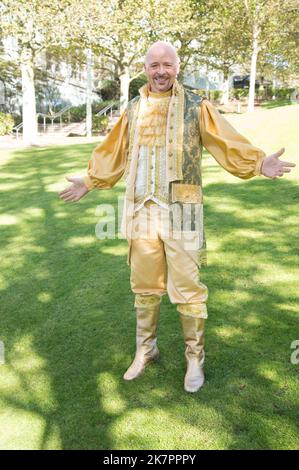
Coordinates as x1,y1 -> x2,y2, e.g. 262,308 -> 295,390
86,48 -> 93,137
205,65 -> 210,100
247,22 -> 260,113
272,56 -> 277,100
221,72 -> 230,105
119,66 -> 130,112
21,46 -> 37,145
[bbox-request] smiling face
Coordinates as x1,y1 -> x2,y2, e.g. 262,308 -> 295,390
144,42 -> 180,93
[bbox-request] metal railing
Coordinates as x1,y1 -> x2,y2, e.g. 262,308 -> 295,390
12,104 -> 73,139
37,104 -> 73,133
12,102 -> 119,139
96,102 -> 118,117
12,122 -> 23,140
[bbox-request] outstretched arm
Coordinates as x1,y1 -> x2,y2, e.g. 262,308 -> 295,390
199,99 -> 295,179
59,111 -> 129,203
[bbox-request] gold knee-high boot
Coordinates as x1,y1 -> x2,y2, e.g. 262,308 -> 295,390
123,295 -> 161,381
180,314 -> 205,393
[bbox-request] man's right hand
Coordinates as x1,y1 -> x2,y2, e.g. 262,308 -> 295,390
59,176 -> 89,202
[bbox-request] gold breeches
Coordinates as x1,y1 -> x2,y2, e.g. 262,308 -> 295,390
129,201 -> 208,318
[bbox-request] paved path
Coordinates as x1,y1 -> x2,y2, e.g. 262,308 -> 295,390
0,135 -> 104,150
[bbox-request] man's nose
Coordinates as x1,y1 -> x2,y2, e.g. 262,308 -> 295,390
157,65 -> 166,74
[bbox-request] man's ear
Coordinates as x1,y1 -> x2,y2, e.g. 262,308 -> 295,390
176,63 -> 181,76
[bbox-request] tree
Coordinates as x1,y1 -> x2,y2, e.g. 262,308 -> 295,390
257,0 -> 299,92
62,0 -> 152,112
0,0 -> 73,144
199,2 -> 250,105
64,0 -> 215,111
242,0 -> 298,112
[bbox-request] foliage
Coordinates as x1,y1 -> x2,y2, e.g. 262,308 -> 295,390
100,80 -> 120,101
209,90 -> 222,102
0,0 -> 298,126
68,105 -> 86,123
230,88 -> 250,100
129,74 -> 148,100
92,115 -> 109,134
0,112 -> 14,135
0,0 -> 73,56
192,88 -> 223,102
268,87 -> 294,99
56,102 -> 113,123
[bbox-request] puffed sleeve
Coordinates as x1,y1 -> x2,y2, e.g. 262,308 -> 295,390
199,99 -> 265,179
83,110 -> 129,190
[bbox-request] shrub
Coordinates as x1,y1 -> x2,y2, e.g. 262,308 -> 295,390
192,89 -> 222,101
0,112 -> 14,136
230,88 -> 249,99
68,104 -> 86,122
188,88 -> 208,98
129,74 -> 148,99
268,87 -> 294,99
210,90 -> 222,102
92,115 -> 109,134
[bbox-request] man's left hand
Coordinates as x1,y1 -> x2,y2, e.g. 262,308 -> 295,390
261,148 -> 296,179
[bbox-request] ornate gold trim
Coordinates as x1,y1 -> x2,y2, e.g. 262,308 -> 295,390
177,303 -> 208,318
135,294 -> 162,308
171,183 -> 203,204
165,81 -> 185,182
124,99 -> 140,181
175,82 -> 185,180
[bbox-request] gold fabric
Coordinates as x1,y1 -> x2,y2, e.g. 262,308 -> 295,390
138,81 -> 185,182
123,96 -> 141,183
180,314 -> 205,392
84,89 -> 265,192
134,293 -> 162,308
177,303 -> 207,317
83,111 -> 129,190
171,183 -> 203,204
129,202 -> 208,318
123,299 -> 160,381
199,100 -> 265,179
133,87 -> 177,211
134,145 -> 169,211
137,89 -> 171,147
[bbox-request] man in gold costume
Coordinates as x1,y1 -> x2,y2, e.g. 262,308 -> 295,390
59,42 -> 295,393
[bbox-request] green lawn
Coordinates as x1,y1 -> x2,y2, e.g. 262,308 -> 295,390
260,99 -> 297,109
0,104 -> 298,450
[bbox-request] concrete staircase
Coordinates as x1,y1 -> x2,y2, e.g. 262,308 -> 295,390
37,112 -> 120,137
37,121 -> 87,137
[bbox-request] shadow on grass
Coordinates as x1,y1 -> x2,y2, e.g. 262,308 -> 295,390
260,100 -> 297,109
0,145 -> 298,449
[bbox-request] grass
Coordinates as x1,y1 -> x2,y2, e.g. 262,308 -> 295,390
260,99 -> 296,109
0,104 -> 298,450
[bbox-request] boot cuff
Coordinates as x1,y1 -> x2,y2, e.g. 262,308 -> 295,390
177,303 -> 208,318
135,294 -> 162,308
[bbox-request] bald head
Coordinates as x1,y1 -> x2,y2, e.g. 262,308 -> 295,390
145,41 -> 180,66
144,41 -> 180,93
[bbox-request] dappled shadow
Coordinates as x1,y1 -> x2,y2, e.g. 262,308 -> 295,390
0,145 -> 298,449
260,100 -> 297,109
